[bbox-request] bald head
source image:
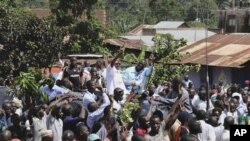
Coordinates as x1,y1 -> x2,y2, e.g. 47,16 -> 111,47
1,130 -> 12,141
62,104 -> 72,116
224,116 -> 234,129
62,130 -> 75,141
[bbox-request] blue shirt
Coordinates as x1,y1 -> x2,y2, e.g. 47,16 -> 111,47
122,66 -> 153,93
40,85 -> 68,101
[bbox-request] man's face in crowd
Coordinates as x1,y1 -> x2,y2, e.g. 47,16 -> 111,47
229,102 -> 236,113
3,103 -> 11,115
241,90 -> 249,103
88,81 -> 96,93
117,91 -> 124,101
135,61 -> 145,72
148,84 -> 156,95
198,88 -> 207,101
70,57 -> 77,67
212,110 -> 221,120
150,117 -> 161,132
114,60 -> 121,70
90,67 -> 98,77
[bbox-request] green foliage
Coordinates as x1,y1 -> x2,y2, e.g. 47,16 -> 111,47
50,0 -> 113,55
13,69 -> 51,104
148,34 -> 200,84
187,21 -> 206,28
105,0 -> 221,34
120,101 -> 140,125
106,0 -> 148,34
186,0 -> 219,27
123,48 -> 146,64
64,19 -> 112,55
0,3 -> 67,77
149,0 -> 186,22
15,72 -> 40,97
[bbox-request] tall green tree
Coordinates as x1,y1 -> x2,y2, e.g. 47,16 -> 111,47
106,0 -> 149,34
0,1 -> 65,77
50,0 -> 112,55
186,0 -> 218,27
148,0 -> 186,22
148,34 -> 200,84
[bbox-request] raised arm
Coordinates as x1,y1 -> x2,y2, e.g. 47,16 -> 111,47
164,93 -> 182,130
111,44 -> 125,67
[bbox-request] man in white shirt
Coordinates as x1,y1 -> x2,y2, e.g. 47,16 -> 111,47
217,116 -> 234,141
106,47 -> 128,95
87,92 -> 110,128
196,110 -> 216,141
112,88 -> 124,114
82,80 -> 98,112
192,86 -> 214,113
46,106 -> 63,141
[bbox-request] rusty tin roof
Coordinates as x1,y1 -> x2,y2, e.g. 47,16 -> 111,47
178,33 -> 250,68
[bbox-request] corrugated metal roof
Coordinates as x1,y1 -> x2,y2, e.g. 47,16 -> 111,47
121,36 -> 154,47
103,38 -> 148,50
178,34 -> 250,68
128,24 -> 154,35
156,29 -> 216,44
153,21 -> 186,29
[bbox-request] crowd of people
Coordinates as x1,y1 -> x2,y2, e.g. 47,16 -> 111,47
0,48 -> 250,141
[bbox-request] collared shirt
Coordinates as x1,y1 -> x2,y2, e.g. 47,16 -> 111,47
40,85 -> 68,101
123,66 -> 153,93
106,65 -> 128,95
0,115 -> 12,131
82,91 -> 97,112
192,95 -> 214,112
87,93 -> 110,128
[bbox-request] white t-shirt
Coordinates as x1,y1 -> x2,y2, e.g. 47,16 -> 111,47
106,65 -> 128,95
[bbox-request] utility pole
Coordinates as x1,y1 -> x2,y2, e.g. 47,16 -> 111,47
233,0 -> 237,33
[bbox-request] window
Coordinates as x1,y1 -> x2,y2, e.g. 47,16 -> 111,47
228,18 -> 236,26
